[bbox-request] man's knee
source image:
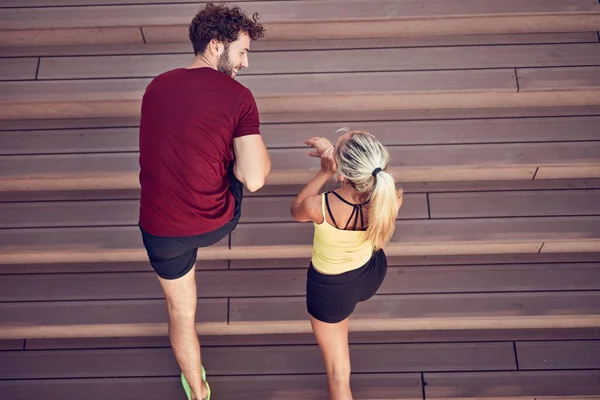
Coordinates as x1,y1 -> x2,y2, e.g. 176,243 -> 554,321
164,294 -> 197,320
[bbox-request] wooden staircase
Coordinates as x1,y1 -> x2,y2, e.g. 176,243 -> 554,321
1,1 -> 600,399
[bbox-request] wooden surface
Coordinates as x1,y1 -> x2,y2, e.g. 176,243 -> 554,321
1,5 -> 600,400
2,32 -> 598,58
2,1 -> 598,30
0,336 -> 598,399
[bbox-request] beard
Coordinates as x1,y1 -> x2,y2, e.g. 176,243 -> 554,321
217,47 -> 238,78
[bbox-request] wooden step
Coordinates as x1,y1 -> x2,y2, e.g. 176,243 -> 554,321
1,0 -> 599,46
21,43 -> 600,80
3,112 -> 600,153
5,105 -> 600,129
0,341 -> 518,377
2,263 -> 600,302
3,36 -> 600,119
2,66 -> 600,119
1,216 -> 600,264
2,189 -> 598,228
2,32 -> 599,58
2,370 -> 598,400
424,370 -> 600,400
2,137 -> 600,191
1,335 -> 598,399
1,291 -> 599,339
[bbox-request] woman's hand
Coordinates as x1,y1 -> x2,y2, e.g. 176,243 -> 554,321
304,137 -> 337,175
304,137 -> 334,158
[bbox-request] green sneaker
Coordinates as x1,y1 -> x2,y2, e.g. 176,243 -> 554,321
181,366 -> 211,400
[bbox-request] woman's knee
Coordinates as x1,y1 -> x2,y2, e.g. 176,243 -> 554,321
327,363 -> 351,385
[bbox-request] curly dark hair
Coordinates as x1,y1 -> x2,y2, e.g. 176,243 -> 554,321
189,3 -> 266,55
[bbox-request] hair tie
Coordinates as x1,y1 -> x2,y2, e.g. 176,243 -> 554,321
372,167 -> 382,177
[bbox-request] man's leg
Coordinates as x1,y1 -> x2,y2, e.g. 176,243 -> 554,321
157,264 -> 208,400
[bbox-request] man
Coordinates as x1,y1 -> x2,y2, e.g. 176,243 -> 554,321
138,3 -> 270,399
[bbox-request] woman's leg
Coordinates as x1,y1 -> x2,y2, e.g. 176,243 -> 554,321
310,315 -> 353,400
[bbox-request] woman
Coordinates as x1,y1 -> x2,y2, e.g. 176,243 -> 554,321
291,130 -> 403,400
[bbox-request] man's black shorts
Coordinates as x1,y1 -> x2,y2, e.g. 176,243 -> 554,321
139,164 -> 243,280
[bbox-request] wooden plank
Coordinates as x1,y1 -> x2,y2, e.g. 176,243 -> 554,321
3,178 -> 598,203
36,43 -> 600,80
3,217 -> 595,260
1,1 -> 597,31
231,216 -> 600,247
2,32 -> 598,58
0,226 -> 227,254
424,370 -> 600,399
0,339 -> 24,350
4,263 -> 599,302
0,375 -> 422,400
0,194 -> 427,229
0,127 -> 139,155
229,291 -> 600,331
261,117 -> 600,148
0,27 -> 144,48
231,252 -> 600,270
0,69 -> 520,119
0,199 -> 140,228
0,259 -> 228,274
537,165 -> 600,179
1,0 -> 294,5
0,272 -> 166,302
0,298 -> 227,339
0,270 -> 304,302
266,142 -> 600,171
2,142 -> 598,189
0,153 -> 139,179
3,292 -> 599,339
0,79 -> 148,103
4,106 -> 600,130
5,116 -> 600,156
0,57 -> 38,80
542,240 -> 600,253
25,327 -> 600,350
350,342 -> 516,372
429,190 -> 600,218
0,342 -> 514,380
380,263 -> 600,294
1,69 -> 516,101
240,194 -> 429,222
516,340 -> 600,369
0,377 -> 186,400
518,66 -> 600,91
0,240 -> 545,265
0,180 -> 588,203
244,69 -> 517,97
143,15 -> 600,43
0,374 -> 421,400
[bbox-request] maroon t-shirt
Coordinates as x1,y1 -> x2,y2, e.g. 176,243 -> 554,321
139,67 -> 260,237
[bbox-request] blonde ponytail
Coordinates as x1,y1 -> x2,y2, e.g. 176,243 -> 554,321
334,130 -> 401,250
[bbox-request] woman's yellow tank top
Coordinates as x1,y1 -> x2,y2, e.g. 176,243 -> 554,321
311,192 -> 373,275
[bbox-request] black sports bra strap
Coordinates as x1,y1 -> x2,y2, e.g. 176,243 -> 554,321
358,205 -> 365,230
343,206 -> 357,230
330,191 -> 355,206
324,192 -> 339,229
354,205 -> 361,230
329,190 -> 368,231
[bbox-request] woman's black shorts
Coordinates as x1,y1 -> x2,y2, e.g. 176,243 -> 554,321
306,249 -> 387,324
139,164 -> 243,280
